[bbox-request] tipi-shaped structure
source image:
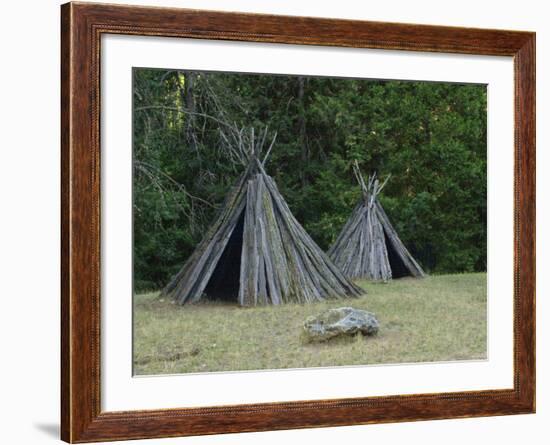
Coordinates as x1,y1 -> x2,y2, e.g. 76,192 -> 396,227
328,161 -> 425,282
162,129 -> 364,306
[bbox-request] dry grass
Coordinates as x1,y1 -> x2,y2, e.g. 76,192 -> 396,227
133,273 -> 487,375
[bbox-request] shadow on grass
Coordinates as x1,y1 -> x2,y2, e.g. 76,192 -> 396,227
301,332 -> 375,347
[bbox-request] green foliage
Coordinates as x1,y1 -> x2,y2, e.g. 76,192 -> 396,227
133,69 -> 487,291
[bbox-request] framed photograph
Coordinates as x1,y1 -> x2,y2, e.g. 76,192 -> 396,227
61,2 -> 535,442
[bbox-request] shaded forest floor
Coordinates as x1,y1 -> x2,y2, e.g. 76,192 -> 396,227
133,273 -> 487,375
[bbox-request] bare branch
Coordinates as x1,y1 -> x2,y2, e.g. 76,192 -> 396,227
262,132 -> 278,166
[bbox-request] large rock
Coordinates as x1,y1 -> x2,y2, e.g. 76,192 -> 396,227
303,307 -> 379,342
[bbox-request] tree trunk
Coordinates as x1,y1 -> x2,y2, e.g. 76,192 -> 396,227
297,76 -> 308,187
178,71 -> 197,153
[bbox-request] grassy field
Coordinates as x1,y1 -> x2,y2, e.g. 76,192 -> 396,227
133,273 -> 487,375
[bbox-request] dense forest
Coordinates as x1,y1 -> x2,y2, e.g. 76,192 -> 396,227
133,68 -> 487,291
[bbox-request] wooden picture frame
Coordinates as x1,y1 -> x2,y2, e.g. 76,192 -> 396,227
61,2 -> 535,442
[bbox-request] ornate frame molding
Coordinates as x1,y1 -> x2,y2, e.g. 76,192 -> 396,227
61,2 -> 535,442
